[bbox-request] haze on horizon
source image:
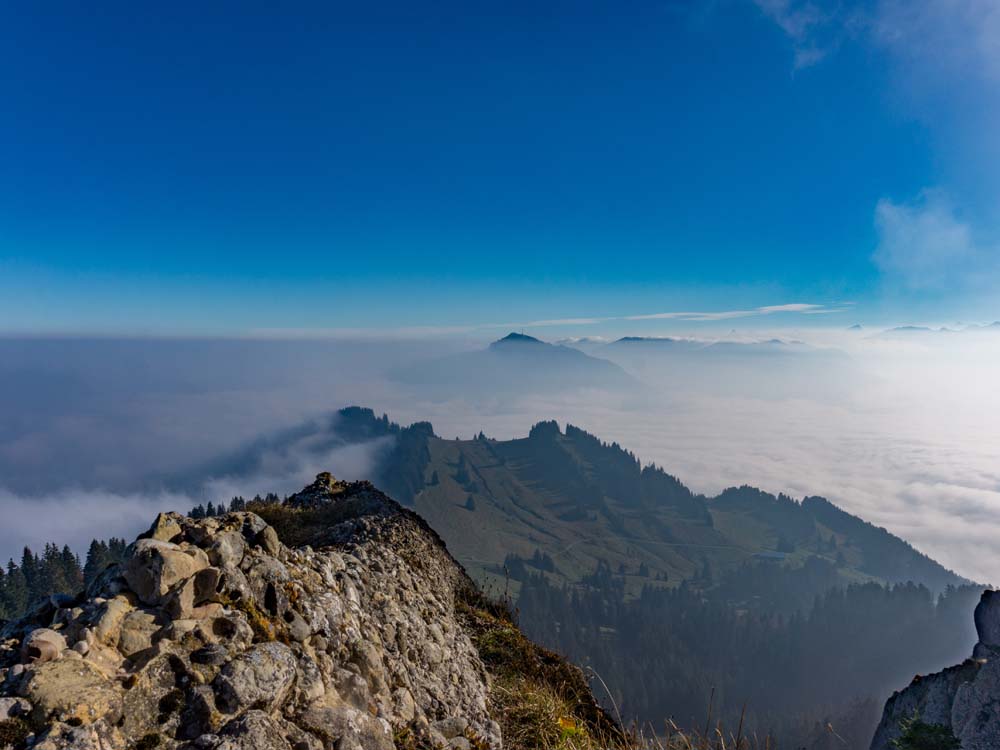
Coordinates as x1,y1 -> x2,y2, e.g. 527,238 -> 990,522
2,2 -> 1000,585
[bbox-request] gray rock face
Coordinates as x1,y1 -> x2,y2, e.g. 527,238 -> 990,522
0,475 -> 503,750
975,590 -> 1000,647
215,642 -> 297,714
870,589 -> 999,750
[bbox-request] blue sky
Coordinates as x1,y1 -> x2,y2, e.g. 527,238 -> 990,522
2,0 -> 998,335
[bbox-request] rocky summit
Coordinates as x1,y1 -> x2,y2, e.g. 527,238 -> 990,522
870,589 -> 1000,750
0,475 -> 616,750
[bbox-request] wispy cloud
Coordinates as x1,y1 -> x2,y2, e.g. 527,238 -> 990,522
246,304 -> 849,339
753,0 -> 842,68
623,303 -> 839,322
873,190 -> 987,291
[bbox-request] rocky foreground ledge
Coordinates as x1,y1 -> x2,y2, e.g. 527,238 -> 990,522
0,473 -> 616,750
870,589 -> 1000,750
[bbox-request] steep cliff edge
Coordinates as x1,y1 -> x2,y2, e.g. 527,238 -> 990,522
0,473 -> 618,750
871,590 -> 1000,750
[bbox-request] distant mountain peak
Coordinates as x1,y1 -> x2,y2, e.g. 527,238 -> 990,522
615,336 -> 680,343
491,332 -> 544,346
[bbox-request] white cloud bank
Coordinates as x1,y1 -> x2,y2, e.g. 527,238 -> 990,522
2,331 -> 1000,585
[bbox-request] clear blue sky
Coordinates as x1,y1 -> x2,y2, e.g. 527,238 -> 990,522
2,1 -> 997,335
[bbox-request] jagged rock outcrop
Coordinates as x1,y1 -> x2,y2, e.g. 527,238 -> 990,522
0,475 -> 596,750
870,589 -> 999,750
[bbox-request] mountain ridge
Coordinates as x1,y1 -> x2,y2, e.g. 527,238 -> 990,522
322,407 -> 969,599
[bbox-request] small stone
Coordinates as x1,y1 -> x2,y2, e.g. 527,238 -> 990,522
146,512 -> 183,543
191,644 -> 229,666
0,696 -> 31,718
209,531 -> 248,568
255,526 -> 281,557
21,628 -> 68,665
93,596 -> 134,645
284,611 -> 311,643
432,717 -> 469,740
392,687 -> 416,723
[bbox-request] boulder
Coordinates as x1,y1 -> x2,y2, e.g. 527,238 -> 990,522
209,531 -> 247,568
20,629 -> 67,665
93,595 -> 134,644
124,539 -> 210,605
21,658 -> 123,726
117,609 -> 161,658
214,642 -> 297,714
146,512 -> 183,543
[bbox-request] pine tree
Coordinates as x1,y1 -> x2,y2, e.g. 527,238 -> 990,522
84,540 -> 110,586
20,547 -> 39,603
2,560 -> 27,617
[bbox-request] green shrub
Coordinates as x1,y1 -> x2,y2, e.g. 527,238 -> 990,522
892,713 -> 961,750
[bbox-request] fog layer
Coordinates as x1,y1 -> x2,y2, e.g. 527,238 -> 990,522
0,328 -> 997,582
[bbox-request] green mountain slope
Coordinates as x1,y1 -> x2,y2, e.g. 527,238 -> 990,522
334,407 -> 968,600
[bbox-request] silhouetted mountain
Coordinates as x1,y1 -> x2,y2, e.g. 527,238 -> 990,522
390,333 -> 635,398
389,332 -> 634,397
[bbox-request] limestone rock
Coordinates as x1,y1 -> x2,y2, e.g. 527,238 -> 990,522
117,609 -> 160,657
214,642 -> 297,714
21,659 -> 123,726
146,512 -> 183,543
0,475 -> 617,750
124,539 -> 210,605
20,629 -> 67,665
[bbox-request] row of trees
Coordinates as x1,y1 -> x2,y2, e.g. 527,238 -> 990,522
189,493 -> 282,518
0,538 -> 128,620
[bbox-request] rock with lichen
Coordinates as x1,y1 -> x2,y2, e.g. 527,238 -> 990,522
0,474 -> 617,750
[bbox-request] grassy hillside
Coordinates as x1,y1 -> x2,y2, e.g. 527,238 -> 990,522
337,407 -> 968,602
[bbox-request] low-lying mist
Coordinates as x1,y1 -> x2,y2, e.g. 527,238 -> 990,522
0,326 -> 998,583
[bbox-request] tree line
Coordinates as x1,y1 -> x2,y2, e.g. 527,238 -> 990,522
0,538 -> 129,620
515,564 -> 983,749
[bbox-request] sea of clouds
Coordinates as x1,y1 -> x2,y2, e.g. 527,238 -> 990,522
0,327 -> 998,584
